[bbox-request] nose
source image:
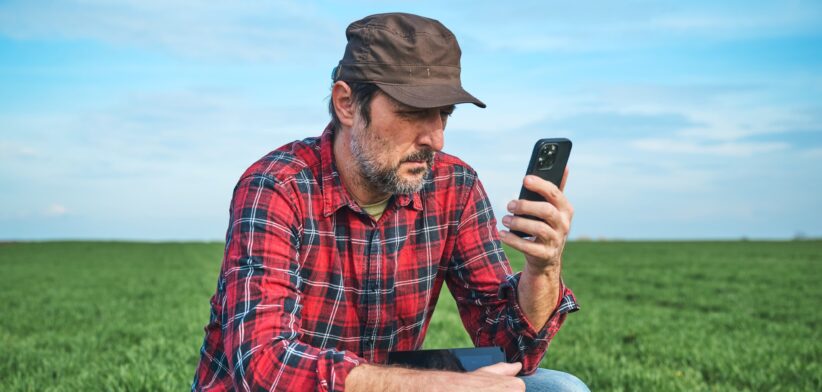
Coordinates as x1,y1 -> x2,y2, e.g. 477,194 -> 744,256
416,110 -> 445,151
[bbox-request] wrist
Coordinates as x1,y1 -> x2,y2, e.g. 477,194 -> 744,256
522,261 -> 560,279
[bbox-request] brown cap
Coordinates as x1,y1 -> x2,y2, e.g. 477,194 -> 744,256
333,12 -> 486,109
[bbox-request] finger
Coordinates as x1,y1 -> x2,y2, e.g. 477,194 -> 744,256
508,200 -> 570,234
501,214 -> 561,243
475,362 -> 522,377
559,167 -> 569,192
508,199 -> 562,228
523,176 -> 571,214
500,229 -> 559,261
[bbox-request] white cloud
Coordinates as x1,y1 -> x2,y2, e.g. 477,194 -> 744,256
44,203 -> 68,217
453,0 -> 822,53
0,0 -> 342,62
0,141 -> 40,159
1,1 -> 820,239
800,147 -> 822,159
0,87 -> 332,239
631,138 -> 790,157
1,88 -> 327,180
3,1 -> 819,61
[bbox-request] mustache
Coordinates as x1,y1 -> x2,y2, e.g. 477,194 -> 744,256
401,149 -> 436,165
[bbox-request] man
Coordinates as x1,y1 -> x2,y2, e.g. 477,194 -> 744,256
193,12 -> 588,392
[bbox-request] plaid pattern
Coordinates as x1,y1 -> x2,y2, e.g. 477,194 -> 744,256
192,125 -> 579,391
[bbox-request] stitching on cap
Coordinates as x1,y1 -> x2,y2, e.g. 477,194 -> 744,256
339,62 -> 460,69
353,23 -> 454,40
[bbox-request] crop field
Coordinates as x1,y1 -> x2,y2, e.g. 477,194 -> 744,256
1,240 -> 820,391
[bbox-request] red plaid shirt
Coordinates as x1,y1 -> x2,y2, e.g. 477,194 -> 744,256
193,126 -> 578,391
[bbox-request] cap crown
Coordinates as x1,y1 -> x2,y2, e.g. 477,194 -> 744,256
334,12 -> 485,109
336,13 -> 462,86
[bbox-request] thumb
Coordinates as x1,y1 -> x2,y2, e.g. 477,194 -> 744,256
475,362 -> 522,376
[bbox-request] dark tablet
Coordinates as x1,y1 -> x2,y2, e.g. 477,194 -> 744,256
386,346 -> 505,372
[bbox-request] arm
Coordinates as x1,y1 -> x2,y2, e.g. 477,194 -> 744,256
516,263 -> 562,335
499,171 -> 575,329
446,174 -> 577,375
346,362 -> 525,392
220,174 -> 364,391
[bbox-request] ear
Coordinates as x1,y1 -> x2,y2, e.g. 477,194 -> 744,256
331,81 -> 356,128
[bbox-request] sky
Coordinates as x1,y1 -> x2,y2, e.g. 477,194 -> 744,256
1,0 -> 821,241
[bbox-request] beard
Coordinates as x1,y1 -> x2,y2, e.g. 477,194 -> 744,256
350,125 -> 435,195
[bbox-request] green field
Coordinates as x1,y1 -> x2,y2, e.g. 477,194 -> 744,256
1,240 -> 820,391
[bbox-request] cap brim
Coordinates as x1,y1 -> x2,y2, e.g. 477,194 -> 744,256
375,83 -> 486,109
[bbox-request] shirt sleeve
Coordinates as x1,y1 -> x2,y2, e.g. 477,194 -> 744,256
219,174 -> 365,391
446,175 -> 580,375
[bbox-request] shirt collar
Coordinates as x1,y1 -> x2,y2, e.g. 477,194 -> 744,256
319,124 -> 424,217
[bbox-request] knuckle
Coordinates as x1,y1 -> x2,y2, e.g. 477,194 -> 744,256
564,218 -> 573,232
545,207 -> 555,221
537,225 -> 551,239
558,219 -> 570,234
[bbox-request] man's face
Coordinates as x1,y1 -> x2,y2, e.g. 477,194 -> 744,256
350,92 -> 454,195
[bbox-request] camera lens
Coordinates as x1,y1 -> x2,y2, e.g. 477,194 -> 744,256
537,143 -> 558,170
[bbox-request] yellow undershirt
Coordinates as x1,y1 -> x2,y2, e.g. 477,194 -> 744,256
360,196 -> 391,221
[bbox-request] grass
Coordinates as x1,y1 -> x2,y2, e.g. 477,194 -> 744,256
1,240 -> 820,391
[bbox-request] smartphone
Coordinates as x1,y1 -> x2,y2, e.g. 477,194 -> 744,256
511,138 -> 572,238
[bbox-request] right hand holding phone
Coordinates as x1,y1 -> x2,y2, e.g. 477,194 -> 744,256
499,169 -> 573,272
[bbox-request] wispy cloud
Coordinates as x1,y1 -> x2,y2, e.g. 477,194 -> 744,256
1,1 -> 820,239
2,88 -> 326,181
454,0 -> 822,53
0,0 -> 342,62
0,87 -> 328,237
44,203 -> 68,217
0,141 -> 40,158
631,138 -> 790,156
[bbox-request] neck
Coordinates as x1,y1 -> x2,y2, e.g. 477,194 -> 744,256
332,127 -> 390,205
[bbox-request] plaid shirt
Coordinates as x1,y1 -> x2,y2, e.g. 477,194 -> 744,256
193,126 -> 579,391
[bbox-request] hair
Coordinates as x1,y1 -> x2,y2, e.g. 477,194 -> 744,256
328,81 -> 381,132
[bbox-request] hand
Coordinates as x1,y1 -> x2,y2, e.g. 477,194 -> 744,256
442,362 -> 525,391
499,168 -> 574,272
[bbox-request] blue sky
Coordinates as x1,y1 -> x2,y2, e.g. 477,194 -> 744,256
1,0 -> 821,240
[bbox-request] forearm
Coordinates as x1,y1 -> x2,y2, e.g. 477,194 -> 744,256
346,363 -> 525,391
346,364 -> 447,392
517,263 -> 561,329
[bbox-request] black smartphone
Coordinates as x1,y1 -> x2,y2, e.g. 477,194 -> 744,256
511,138 -> 572,238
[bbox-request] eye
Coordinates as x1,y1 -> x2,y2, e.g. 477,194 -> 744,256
399,110 -> 428,119
440,105 -> 456,118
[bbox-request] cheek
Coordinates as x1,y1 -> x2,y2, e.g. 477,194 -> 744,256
370,132 -> 403,163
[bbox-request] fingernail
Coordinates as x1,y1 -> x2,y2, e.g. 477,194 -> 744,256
502,215 -> 511,225
499,230 -> 507,238
507,201 -> 516,212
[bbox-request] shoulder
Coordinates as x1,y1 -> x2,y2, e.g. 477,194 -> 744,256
237,136 -> 322,186
423,151 -> 486,213
428,151 -> 480,190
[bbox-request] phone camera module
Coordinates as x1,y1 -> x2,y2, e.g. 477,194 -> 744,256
537,144 -> 558,170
